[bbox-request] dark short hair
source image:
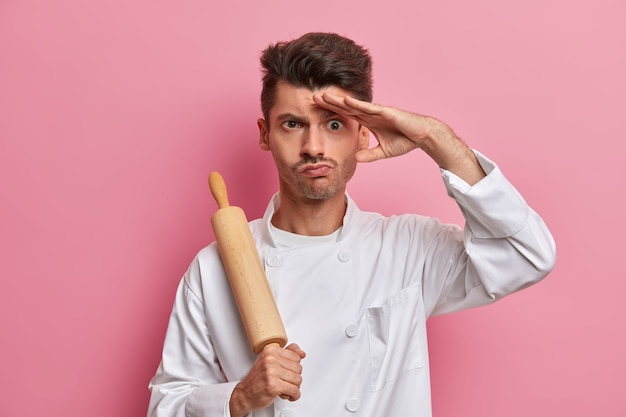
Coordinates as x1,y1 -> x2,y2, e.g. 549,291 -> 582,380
260,32 -> 373,121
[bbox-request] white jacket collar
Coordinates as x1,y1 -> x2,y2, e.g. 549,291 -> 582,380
260,192 -> 360,246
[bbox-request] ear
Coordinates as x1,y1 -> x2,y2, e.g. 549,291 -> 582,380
358,126 -> 371,150
258,118 -> 270,151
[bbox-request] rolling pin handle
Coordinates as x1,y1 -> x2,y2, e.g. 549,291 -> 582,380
209,171 -> 230,209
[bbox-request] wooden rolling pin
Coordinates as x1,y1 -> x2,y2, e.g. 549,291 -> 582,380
209,171 -> 288,354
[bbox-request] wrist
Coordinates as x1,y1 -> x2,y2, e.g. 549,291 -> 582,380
418,119 -> 486,185
229,385 -> 250,417
418,118 -> 457,162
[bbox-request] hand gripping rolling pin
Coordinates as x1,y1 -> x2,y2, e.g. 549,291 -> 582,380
209,172 -> 288,354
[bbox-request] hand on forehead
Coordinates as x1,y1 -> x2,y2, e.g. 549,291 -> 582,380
313,93 -> 381,125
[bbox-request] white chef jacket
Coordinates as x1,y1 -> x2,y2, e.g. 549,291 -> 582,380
148,152 -> 556,417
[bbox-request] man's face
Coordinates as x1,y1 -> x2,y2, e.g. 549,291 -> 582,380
258,81 -> 369,202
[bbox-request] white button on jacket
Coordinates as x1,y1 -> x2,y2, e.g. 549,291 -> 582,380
344,323 -> 358,338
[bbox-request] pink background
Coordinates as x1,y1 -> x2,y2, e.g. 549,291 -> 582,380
1,0 -> 624,416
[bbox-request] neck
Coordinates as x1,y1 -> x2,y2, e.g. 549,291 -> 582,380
272,191 -> 347,236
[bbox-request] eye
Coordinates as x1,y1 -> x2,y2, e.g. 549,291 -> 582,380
327,120 -> 343,131
283,120 -> 301,129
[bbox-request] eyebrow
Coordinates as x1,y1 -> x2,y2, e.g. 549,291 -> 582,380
276,113 -> 307,123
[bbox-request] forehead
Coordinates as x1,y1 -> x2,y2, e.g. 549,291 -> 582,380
268,80 -> 352,121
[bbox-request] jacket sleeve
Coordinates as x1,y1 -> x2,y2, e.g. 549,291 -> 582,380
147,257 -> 237,417
425,151 -> 556,317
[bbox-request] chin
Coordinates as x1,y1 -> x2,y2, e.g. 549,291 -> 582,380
299,185 -> 343,200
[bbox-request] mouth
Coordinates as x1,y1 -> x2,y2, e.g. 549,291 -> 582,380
298,163 -> 332,177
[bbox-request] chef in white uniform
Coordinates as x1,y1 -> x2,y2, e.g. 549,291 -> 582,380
147,32 -> 556,417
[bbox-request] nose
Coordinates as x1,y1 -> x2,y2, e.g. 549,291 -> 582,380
300,127 -> 325,159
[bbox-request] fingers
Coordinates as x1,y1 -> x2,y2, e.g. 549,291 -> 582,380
285,343 -> 307,359
313,92 -> 381,117
356,146 -> 387,163
231,343 -> 306,414
342,95 -> 382,114
258,344 -> 304,402
311,93 -> 350,115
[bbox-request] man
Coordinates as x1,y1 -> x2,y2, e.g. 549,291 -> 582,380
148,32 -> 556,417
